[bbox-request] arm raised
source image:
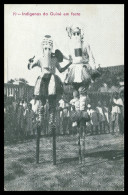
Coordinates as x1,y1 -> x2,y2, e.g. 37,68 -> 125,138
28,56 -> 41,70
56,55 -> 72,73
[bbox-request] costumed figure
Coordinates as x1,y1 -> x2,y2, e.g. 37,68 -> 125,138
28,35 -> 72,164
65,25 -> 102,163
65,25 -> 102,90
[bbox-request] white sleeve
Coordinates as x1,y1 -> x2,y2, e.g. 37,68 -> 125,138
118,99 -> 124,106
70,99 -> 73,105
86,44 -> 96,69
28,56 -> 40,70
30,100 -> 32,104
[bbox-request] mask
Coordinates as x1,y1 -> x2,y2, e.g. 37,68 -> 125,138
66,26 -> 84,63
42,35 -> 53,69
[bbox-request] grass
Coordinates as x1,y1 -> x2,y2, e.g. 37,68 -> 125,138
4,133 -> 124,191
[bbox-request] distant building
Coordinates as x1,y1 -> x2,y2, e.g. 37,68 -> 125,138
64,65 -> 124,94
102,65 -> 124,75
4,82 -> 34,101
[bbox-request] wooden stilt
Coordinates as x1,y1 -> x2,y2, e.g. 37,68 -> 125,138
52,124 -> 56,165
81,126 -> 85,164
36,125 -> 41,164
78,127 -> 82,164
49,108 -> 57,165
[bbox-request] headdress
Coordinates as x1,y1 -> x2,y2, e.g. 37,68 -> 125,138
66,25 -> 84,40
42,35 -> 53,48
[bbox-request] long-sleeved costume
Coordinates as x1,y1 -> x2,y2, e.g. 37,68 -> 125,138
64,25 -> 101,90
28,35 -> 72,136
28,35 -> 72,106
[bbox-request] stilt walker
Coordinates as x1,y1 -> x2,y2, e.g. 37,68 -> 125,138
28,35 -> 72,164
65,25 -> 102,164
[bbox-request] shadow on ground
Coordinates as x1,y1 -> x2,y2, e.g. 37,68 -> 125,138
59,149 -> 124,164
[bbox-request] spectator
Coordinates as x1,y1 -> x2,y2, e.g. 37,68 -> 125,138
12,98 -> 18,135
96,101 -> 106,134
24,103 -> 35,139
17,100 -> 25,141
87,103 -> 99,135
78,87 -> 90,134
120,90 -> 124,134
86,104 -> 93,134
70,90 -> 80,133
111,91 -> 123,134
58,95 -> 65,134
63,102 -> 70,135
30,95 -> 36,112
102,101 -> 110,133
4,98 -> 14,142
4,103 -> 8,141
58,95 -> 70,135
98,83 -> 109,92
22,99 -> 28,110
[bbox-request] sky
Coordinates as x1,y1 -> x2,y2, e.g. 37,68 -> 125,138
4,4 -> 124,86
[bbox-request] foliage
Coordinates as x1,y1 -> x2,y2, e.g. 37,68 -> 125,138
18,78 -> 29,84
7,78 -> 29,85
7,79 -> 15,84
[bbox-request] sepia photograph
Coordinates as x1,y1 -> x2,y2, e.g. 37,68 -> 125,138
4,4 -> 124,191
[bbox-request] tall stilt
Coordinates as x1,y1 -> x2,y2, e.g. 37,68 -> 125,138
36,125 -> 41,164
78,124 -> 86,164
78,127 -> 82,164
49,108 -> 57,165
52,124 -> 56,165
36,103 -> 43,164
81,126 -> 85,164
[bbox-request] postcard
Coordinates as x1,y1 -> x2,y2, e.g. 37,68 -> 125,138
4,4 -> 124,191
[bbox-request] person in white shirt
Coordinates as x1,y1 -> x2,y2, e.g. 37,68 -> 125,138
120,90 -> 124,134
96,101 -> 106,134
87,104 -> 99,135
111,92 -> 123,134
70,90 -> 80,128
70,90 -> 80,131
58,95 -> 70,135
22,99 -> 28,110
102,101 -> 110,133
78,86 -> 90,128
87,104 -> 93,134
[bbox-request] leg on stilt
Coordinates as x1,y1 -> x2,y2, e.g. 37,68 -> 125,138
49,95 -> 57,165
78,131 -> 82,164
36,125 -> 41,164
81,124 -> 86,164
35,99 -> 44,164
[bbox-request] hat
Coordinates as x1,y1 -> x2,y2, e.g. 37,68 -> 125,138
42,35 -> 53,47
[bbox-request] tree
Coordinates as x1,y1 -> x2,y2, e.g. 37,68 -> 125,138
18,78 -> 29,84
7,78 -> 29,85
7,79 -> 15,84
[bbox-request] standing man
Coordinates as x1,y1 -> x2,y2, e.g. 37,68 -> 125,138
111,91 -> 124,134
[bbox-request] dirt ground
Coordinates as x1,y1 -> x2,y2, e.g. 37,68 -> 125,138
4,133 -> 124,191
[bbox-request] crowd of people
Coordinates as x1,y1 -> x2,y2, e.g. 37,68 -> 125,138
4,88 -> 124,143
4,97 -> 36,142
58,88 -> 124,136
